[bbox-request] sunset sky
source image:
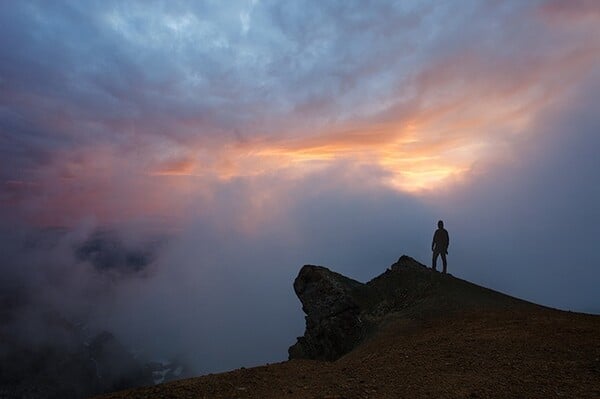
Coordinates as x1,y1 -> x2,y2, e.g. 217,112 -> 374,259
1,0 -> 599,373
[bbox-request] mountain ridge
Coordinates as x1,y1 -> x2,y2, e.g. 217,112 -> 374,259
288,255 -> 537,362
96,256 -> 600,399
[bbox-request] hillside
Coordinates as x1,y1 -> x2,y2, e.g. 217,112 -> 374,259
96,256 -> 600,398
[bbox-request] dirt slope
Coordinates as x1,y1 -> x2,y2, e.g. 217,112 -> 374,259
95,260 -> 600,399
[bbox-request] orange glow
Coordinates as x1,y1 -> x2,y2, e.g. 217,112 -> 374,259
8,22 -> 598,228
191,41 -> 598,194
190,103 -> 524,193
151,157 -> 196,176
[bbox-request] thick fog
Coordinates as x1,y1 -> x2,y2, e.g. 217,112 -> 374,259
3,92 -> 600,372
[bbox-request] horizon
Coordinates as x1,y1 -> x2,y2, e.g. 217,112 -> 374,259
1,0 -> 600,377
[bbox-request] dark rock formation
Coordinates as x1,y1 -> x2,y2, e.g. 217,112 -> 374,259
289,255 -> 529,361
288,265 -> 367,360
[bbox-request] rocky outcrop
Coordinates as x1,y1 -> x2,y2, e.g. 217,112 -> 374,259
288,265 -> 367,360
289,255 -> 527,361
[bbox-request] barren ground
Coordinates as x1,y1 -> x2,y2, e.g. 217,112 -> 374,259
96,306 -> 600,399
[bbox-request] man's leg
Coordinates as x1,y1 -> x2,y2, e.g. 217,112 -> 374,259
441,253 -> 447,274
432,251 -> 439,271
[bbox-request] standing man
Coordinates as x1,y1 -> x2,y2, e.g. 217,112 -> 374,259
432,220 -> 449,273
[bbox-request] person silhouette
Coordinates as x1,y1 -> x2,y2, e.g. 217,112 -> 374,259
432,220 -> 449,273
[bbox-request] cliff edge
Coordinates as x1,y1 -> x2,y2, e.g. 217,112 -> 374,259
289,255 -> 531,361
96,256 -> 600,399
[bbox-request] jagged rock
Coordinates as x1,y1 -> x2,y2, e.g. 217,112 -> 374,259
289,255 -> 524,361
288,265 -> 367,360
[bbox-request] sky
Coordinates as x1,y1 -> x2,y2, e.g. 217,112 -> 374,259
1,0 -> 600,375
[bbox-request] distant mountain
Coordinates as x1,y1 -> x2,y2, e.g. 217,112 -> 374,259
0,313 -> 148,399
96,256 -> 600,399
0,311 -> 188,399
0,227 -> 183,399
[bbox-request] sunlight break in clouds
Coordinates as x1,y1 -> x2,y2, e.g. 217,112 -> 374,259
0,0 -> 599,225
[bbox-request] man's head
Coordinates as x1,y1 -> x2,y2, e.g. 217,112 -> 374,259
437,220 -> 444,228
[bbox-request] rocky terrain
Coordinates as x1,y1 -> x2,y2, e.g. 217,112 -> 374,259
0,322 -> 188,399
97,256 -> 600,398
288,256 -> 530,361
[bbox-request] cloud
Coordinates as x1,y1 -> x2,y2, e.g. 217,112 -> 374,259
74,229 -> 158,275
539,0 -> 600,23
2,0 -> 599,222
434,69 -> 600,313
0,162 -> 431,375
85,163 -> 436,373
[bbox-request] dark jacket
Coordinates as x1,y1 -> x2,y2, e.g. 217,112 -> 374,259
432,228 -> 449,252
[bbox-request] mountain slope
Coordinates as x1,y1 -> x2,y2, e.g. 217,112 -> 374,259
96,256 -> 600,399
288,256 -> 534,361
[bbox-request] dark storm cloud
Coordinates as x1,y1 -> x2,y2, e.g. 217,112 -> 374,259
1,0 -> 596,203
0,0 -> 553,178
